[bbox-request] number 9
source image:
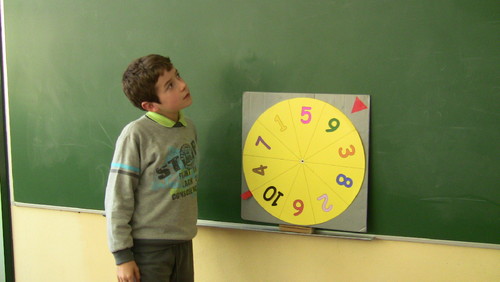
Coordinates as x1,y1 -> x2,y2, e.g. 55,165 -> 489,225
326,118 -> 340,132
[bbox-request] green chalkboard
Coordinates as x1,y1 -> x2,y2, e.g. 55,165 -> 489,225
3,0 -> 499,244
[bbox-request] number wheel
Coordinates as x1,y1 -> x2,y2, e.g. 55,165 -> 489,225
242,97 -> 366,226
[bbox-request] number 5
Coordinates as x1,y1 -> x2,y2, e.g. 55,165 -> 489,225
301,106 -> 312,124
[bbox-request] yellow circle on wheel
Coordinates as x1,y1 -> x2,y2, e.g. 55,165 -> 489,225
243,98 -> 366,226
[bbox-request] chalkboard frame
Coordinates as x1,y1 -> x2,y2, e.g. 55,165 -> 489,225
3,0 -> 499,246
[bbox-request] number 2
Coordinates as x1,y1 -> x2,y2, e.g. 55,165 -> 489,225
317,194 -> 333,212
301,106 -> 312,124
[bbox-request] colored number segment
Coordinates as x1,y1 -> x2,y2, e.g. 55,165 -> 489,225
317,194 -> 333,212
263,186 -> 284,206
339,145 -> 356,158
326,118 -> 340,132
274,115 -> 287,131
336,174 -> 353,188
256,136 -> 271,150
301,106 -> 312,124
242,97 -> 366,226
293,200 -> 304,216
252,165 -> 267,176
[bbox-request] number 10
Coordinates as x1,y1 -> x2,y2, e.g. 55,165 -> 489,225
263,186 -> 284,206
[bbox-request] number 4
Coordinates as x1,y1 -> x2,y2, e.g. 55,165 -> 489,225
252,165 -> 268,176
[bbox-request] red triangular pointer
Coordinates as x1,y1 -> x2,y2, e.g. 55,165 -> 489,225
241,190 -> 253,200
351,97 -> 368,113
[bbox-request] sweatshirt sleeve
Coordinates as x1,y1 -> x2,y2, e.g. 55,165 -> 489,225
104,126 -> 141,263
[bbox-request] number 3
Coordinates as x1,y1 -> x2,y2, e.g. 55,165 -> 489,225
339,145 -> 356,158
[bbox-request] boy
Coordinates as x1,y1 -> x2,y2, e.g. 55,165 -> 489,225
105,54 -> 199,282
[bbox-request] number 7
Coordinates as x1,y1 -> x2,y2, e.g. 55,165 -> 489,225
256,136 -> 271,150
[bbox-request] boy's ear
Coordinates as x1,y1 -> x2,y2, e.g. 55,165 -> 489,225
141,101 -> 157,112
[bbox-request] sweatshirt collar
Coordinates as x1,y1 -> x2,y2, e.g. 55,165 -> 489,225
146,111 -> 187,128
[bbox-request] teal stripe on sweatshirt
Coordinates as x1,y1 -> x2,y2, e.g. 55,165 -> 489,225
111,163 -> 140,173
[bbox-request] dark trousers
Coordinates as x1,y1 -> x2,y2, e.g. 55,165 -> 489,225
133,240 -> 194,282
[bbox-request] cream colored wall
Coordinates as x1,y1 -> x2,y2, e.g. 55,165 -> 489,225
11,206 -> 500,282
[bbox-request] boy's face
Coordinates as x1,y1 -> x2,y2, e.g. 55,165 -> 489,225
142,66 -> 192,121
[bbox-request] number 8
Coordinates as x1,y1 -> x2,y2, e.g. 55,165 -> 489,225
336,174 -> 353,188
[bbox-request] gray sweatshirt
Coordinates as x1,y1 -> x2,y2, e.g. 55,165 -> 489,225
105,112 -> 198,264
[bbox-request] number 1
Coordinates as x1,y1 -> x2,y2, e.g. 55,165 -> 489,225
274,115 -> 287,131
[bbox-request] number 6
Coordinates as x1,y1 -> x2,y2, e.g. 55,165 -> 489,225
293,199 -> 304,216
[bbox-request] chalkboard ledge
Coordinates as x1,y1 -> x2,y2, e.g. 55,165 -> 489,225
197,220 -> 500,250
197,219 -> 374,240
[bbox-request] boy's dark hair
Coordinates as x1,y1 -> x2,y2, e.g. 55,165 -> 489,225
122,54 -> 173,110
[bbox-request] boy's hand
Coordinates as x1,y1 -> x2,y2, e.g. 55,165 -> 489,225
117,260 -> 140,282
